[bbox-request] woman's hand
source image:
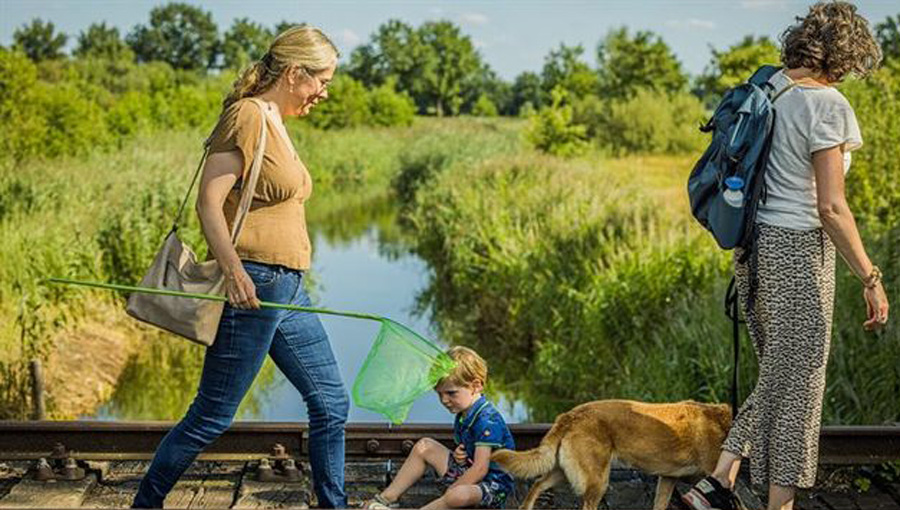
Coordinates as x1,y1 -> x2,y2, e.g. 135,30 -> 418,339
863,281 -> 889,331
224,265 -> 260,309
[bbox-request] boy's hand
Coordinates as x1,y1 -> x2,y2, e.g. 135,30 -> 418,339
453,444 -> 467,464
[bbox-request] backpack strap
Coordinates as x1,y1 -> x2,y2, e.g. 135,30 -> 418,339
749,65 -> 781,87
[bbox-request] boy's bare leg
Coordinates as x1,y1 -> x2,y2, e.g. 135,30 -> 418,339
380,438 -> 451,503
420,485 -> 482,510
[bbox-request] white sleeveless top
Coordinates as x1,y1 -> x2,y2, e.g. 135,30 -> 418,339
755,69 -> 862,231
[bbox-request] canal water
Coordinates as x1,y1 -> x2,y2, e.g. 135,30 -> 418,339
90,199 -> 529,424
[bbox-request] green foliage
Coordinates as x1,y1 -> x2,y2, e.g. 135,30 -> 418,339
511,71 -> 544,114
306,75 -> 416,129
0,49 -> 47,160
367,80 -> 417,126
222,18 -> 272,70
597,26 -> 688,99
841,63 -> 900,229
126,2 -> 219,71
307,75 -> 372,129
348,19 -> 486,116
471,94 -> 498,117
525,88 -> 589,158
575,88 -> 708,156
541,44 -> 599,100
74,22 -> 133,61
418,21 -> 482,116
696,35 -> 781,103
13,18 -> 68,62
876,14 -> 900,62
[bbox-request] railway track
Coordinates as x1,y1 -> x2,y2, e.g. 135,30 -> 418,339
1,422 -> 898,463
0,422 -> 898,509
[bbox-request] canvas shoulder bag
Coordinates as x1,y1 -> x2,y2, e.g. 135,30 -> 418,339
126,98 -> 269,346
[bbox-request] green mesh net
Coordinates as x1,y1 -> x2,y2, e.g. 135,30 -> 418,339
352,318 -> 456,424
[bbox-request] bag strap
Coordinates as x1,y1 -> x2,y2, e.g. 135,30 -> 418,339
724,275 -> 740,419
169,98 -> 269,247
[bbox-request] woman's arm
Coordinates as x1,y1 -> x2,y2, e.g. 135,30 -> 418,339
813,146 -> 889,330
196,150 -> 260,309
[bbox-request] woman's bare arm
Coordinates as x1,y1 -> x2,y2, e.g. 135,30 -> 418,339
814,146 -> 889,329
196,150 -> 259,309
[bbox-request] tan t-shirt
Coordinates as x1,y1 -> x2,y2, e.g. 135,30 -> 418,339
207,98 -> 313,270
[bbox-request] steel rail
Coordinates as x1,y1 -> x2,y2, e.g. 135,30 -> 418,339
0,421 -> 897,464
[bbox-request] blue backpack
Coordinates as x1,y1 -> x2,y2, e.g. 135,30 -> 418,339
687,65 -> 796,417
688,65 -> 795,250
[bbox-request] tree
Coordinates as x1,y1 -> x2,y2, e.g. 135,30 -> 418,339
876,15 -> 900,62
347,19 -> 422,90
467,65 -> 512,115
417,21 -> 482,116
348,19 -> 486,116
13,18 -> 68,62
596,27 -> 687,99
74,22 -> 132,60
511,71 -> 544,114
541,44 -> 599,101
126,2 -> 219,71
222,18 -> 272,69
696,35 -> 781,101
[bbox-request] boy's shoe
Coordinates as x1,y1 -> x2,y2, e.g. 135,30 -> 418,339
360,494 -> 394,510
681,476 -> 742,510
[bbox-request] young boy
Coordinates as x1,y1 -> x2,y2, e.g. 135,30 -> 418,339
364,346 -> 516,510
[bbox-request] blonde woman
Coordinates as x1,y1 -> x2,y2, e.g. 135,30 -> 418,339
133,26 -> 347,508
682,3 -> 889,510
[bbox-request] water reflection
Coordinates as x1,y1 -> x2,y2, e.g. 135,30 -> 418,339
95,333 -> 278,420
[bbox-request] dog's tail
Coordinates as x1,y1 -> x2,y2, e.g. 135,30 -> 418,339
491,422 -> 566,479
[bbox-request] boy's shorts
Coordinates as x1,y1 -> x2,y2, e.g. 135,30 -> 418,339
437,453 -> 509,508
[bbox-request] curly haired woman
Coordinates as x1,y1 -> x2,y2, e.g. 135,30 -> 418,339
682,3 -> 889,510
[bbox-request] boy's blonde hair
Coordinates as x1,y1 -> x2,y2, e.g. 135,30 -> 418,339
440,346 -> 488,388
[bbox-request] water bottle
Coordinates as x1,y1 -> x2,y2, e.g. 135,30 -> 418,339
723,176 -> 745,208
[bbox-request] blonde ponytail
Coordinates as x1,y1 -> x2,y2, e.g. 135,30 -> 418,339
221,24 -> 338,111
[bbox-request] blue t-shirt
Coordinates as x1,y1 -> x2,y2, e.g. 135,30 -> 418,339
453,395 -> 515,490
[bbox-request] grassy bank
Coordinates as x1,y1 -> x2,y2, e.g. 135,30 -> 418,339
397,143 -> 899,425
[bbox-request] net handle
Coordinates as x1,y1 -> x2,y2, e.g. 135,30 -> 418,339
47,278 -> 381,321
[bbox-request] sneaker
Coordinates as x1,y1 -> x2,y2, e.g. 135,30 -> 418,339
361,494 -> 394,510
681,476 -> 741,510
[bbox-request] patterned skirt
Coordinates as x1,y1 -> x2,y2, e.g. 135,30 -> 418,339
722,223 -> 836,488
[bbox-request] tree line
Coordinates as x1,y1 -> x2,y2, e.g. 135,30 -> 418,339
10,3 -> 898,117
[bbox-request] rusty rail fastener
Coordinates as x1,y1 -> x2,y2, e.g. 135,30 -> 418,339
271,443 -> 287,459
366,439 -> 380,454
51,442 -> 67,459
401,439 -> 415,455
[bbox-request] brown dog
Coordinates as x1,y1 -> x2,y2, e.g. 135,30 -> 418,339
492,400 -> 732,510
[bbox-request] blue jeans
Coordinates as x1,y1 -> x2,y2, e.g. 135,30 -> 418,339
133,261 -> 349,508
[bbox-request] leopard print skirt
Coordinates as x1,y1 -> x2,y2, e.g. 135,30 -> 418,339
722,223 -> 836,489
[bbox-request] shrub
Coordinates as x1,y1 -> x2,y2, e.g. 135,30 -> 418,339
525,87 -> 589,158
368,80 -> 416,127
471,94 -> 499,117
577,88 -> 708,156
